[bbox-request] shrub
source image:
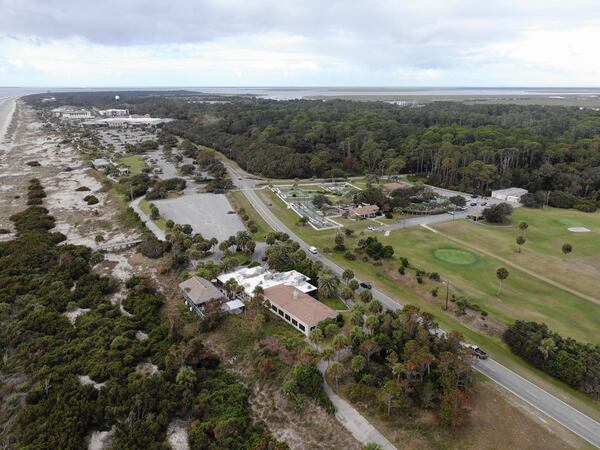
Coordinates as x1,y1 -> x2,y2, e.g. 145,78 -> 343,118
83,195 -> 99,205
416,275 -> 423,284
344,251 -> 356,261
431,287 -> 439,297
398,266 -> 405,275
429,272 -> 440,281
75,186 -> 91,192
573,199 -> 597,213
26,161 -> 41,167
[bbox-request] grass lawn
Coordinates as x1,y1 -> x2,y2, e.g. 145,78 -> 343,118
381,226 -> 600,344
118,155 -> 145,175
139,198 -> 167,231
433,207 -> 600,300
227,190 -> 272,241
320,297 -> 348,310
256,188 -> 600,420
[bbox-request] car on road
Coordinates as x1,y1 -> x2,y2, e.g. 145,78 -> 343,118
465,344 -> 489,360
261,255 -> 268,262
359,281 -> 372,289
367,226 -> 376,231
470,202 -> 477,206
481,202 -> 488,206
227,210 -> 236,214
448,211 -> 455,215
308,246 -> 318,254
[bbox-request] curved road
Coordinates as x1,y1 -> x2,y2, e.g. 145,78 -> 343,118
225,163 -> 600,449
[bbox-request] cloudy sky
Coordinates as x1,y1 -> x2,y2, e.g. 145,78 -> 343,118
1,0 -> 599,87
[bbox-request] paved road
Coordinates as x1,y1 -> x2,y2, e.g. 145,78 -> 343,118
225,162 -> 600,449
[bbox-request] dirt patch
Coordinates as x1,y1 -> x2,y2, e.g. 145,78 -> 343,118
64,307 -> 91,324
260,336 -> 296,366
87,426 -> 116,450
166,420 -> 189,450
135,362 -> 159,377
78,375 -> 105,391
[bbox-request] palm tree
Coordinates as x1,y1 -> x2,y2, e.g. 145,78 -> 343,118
519,221 -> 529,235
392,363 -> 405,382
349,279 -> 359,292
332,333 -> 348,360
342,269 -> 354,285
538,337 -> 557,360
516,235 -> 526,253
328,362 -> 344,391
318,270 -> 339,299
351,355 -> 366,374
340,287 -> 354,305
562,243 -> 572,261
309,328 -> 324,352
322,347 -> 335,368
496,267 -> 509,296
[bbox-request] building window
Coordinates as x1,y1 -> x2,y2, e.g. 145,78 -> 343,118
278,309 -> 284,317
299,324 -> 305,332
271,304 -> 277,311
310,326 -> 315,331
285,313 -> 290,321
292,319 -> 298,326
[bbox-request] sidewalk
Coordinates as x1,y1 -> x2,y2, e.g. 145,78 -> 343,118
130,197 -> 166,240
317,361 -> 396,450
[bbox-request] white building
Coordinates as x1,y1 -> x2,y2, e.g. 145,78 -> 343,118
99,108 -> 129,117
92,158 -> 110,170
81,117 -> 171,128
217,266 -> 316,298
51,107 -> 92,120
491,187 -> 529,203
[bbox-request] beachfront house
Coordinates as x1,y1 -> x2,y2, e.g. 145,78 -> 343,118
179,276 -> 225,317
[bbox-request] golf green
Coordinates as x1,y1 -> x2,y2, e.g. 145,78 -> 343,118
433,248 -> 478,265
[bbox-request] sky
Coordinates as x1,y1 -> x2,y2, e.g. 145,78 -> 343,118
1,0 -> 600,87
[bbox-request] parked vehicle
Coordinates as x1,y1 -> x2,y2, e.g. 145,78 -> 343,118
481,202 -> 488,206
470,202 -> 477,206
360,281 -> 372,289
308,246 -> 318,254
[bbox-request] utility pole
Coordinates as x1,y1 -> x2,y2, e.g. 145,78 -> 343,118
445,280 -> 450,311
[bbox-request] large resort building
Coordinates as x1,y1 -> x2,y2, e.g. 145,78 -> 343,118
263,285 -> 337,336
217,266 -> 316,297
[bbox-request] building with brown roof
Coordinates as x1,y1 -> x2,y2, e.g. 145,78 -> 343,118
263,285 -> 338,335
179,276 -> 225,316
349,203 -> 380,219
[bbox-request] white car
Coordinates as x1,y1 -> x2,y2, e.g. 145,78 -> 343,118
308,246 -> 318,254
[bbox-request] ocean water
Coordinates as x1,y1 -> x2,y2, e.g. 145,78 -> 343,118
3,86 -> 600,101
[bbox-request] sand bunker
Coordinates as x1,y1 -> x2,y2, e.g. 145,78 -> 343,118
568,226 -> 591,233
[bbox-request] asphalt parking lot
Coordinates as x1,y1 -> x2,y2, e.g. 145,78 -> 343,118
153,193 -> 245,241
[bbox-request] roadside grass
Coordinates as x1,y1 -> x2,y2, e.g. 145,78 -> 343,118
433,207 -> 600,300
139,198 -> 167,231
227,190 -> 272,241
256,188 -> 600,420
117,155 -> 145,175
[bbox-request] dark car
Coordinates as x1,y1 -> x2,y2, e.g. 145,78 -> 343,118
473,347 -> 489,360
481,202 -> 488,206
261,255 -> 268,262
359,281 -> 372,289
227,211 -> 236,214
470,202 -> 477,206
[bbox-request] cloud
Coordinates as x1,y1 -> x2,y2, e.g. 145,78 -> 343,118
0,0 -> 599,86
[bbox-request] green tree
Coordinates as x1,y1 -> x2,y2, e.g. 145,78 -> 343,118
309,328 -> 324,352
562,243 -> 572,261
342,269 -> 354,284
351,355 -> 366,374
318,269 -> 339,299
496,267 -> 509,296
516,235 -> 526,253
519,221 -> 529,235
328,361 -> 344,390
176,366 -> 196,390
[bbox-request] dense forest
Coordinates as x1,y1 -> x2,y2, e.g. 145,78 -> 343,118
26,92 -> 600,201
0,179 -> 283,449
504,321 -> 600,399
